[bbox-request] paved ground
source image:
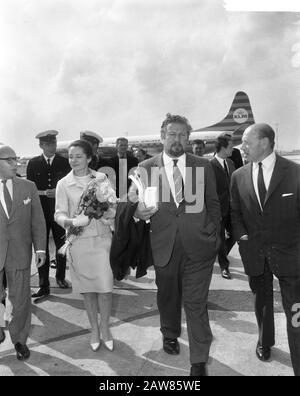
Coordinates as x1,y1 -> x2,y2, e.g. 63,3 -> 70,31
0,243 -> 294,376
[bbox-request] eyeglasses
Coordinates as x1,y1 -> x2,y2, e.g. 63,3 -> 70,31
0,157 -> 20,164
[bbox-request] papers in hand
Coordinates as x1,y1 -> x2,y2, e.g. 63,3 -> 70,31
129,171 -> 157,208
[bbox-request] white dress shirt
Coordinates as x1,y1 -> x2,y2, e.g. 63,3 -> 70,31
252,151 -> 276,209
0,178 -> 13,218
163,152 -> 186,207
215,154 -> 228,170
43,154 -> 55,165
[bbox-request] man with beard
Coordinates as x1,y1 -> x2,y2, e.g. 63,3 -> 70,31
130,113 -> 221,376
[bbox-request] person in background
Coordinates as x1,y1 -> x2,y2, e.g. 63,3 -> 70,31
130,113 -> 221,376
0,144 -> 46,360
192,139 -> 206,157
228,147 -> 244,169
27,130 -> 71,300
55,139 -> 116,352
133,147 -> 151,163
231,123 -> 300,375
80,130 -> 110,171
109,137 -> 138,198
210,133 -> 235,279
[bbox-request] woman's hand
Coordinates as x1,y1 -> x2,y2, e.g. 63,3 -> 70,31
102,207 -> 116,220
72,213 -> 90,227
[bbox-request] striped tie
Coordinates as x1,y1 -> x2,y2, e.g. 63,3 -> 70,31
2,179 -> 12,215
173,159 -> 184,204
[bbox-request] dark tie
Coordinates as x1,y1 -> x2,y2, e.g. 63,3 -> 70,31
257,162 -> 266,207
2,180 -> 12,215
173,159 -> 184,204
47,158 -> 51,167
223,160 -> 229,178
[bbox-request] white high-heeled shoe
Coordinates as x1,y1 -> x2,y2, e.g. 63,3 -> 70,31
90,342 -> 100,352
104,339 -> 114,351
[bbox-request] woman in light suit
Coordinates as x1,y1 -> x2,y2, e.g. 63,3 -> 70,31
55,140 -> 116,352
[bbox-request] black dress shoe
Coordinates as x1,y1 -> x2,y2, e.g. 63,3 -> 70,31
190,362 -> 207,376
256,343 -> 271,361
15,343 -> 30,361
163,338 -> 180,355
0,328 -> 5,344
56,279 -> 70,289
221,269 -> 231,279
31,288 -> 50,298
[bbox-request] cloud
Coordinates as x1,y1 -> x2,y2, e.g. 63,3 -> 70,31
0,0 -> 299,154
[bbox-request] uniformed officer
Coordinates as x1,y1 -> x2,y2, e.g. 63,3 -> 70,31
27,130 -> 71,299
80,130 -> 110,170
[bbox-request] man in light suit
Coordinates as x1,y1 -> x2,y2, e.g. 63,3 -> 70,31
210,134 -> 236,279
131,114 -> 221,376
230,123 -> 300,376
0,145 -> 46,360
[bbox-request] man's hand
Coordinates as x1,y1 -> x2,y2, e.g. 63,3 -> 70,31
35,252 -> 46,268
134,201 -> 157,221
240,235 -> 248,241
45,188 -> 56,198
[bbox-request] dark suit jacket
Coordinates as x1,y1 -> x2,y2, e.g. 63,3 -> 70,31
210,157 -> 235,218
110,202 -> 153,280
0,177 -> 46,271
27,154 -> 71,220
230,154 -> 300,276
109,155 -> 138,197
138,152 -> 221,267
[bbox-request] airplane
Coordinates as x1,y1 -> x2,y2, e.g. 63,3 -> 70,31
56,90 -> 254,158
18,91 -> 254,175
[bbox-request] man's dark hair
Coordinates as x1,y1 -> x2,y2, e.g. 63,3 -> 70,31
192,139 -> 205,147
161,113 -> 192,138
215,134 -> 232,153
116,137 -> 128,146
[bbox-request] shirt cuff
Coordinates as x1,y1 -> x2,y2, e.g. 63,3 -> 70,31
36,250 -> 46,253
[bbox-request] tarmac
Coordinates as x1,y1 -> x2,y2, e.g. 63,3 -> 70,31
0,243 -> 294,376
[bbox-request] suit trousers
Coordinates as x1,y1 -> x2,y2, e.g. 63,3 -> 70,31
154,232 -> 215,364
218,214 -> 235,270
39,216 -> 66,289
0,268 -> 31,345
249,259 -> 300,376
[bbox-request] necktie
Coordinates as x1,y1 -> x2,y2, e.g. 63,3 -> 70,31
2,180 -> 12,215
223,160 -> 229,178
257,162 -> 266,207
173,159 -> 184,204
47,158 -> 51,167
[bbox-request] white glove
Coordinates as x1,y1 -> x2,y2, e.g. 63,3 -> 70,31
72,213 -> 90,227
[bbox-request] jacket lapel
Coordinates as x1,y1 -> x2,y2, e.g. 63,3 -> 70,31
244,163 -> 261,210
9,177 -> 22,220
0,200 -> 7,219
264,154 -> 287,204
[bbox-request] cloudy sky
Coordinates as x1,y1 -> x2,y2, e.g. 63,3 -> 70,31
0,0 -> 299,155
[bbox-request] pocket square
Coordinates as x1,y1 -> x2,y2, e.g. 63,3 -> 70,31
23,197 -> 31,205
282,193 -> 293,197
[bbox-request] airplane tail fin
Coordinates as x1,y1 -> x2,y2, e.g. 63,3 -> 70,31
194,91 -> 255,136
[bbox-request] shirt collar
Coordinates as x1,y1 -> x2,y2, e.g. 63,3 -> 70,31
215,153 -> 226,165
65,169 -> 98,186
253,151 -> 276,170
43,154 -> 55,163
163,151 -> 186,166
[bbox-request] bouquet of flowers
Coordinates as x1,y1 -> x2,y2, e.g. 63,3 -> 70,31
58,175 -> 118,256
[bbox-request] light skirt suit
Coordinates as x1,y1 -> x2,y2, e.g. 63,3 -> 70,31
55,170 -> 113,294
